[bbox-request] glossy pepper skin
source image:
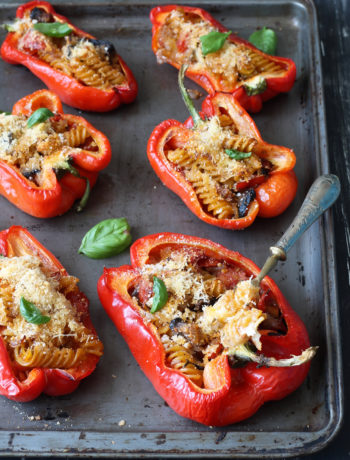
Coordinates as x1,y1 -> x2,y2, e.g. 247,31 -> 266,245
1,1 -> 138,112
0,89 -> 111,218
150,5 -> 296,113
98,233 -> 312,426
147,92 -> 297,230
0,226 -> 102,402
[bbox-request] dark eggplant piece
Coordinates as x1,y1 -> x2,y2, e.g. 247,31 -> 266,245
237,188 -> 256,218
30,7 -> 53,23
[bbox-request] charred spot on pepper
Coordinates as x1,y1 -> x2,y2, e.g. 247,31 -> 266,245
237,188 -> 256,218
29,7 -> 53,23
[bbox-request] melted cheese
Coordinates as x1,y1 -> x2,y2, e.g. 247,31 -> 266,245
139,252 -> 266,353
199,280 -> 265,350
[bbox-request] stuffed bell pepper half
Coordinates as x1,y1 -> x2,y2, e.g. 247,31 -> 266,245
0,226 -> 103,402
1,1 -> 137,111
98,232 -> 316,426
0,89 -> 111,217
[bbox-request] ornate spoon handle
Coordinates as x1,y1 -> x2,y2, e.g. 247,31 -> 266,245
253,174 -> 340,286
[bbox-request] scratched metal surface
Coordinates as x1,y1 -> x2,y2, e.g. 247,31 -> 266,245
0,0 -> 343,457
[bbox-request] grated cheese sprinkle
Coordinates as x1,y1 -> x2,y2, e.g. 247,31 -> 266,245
0,255 -> 91,348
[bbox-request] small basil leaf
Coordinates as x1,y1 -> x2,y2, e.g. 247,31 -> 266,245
244,75 -> 267,96
200,30 -> 231,56
20,297 -> 50,325
248,27 -> 277,55
0,111 -> 11,115
150,276 -> 168,313
225,149 -> 252,160
27,108 -> 54,128
33,22 -> 72,38
78,218 -> 132,259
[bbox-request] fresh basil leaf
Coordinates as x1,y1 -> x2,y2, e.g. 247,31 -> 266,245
150,276 -> 168,313
0,111 -> 10,115
244,75 -> 267,96
225,149 -> 252,160
248,27 -> 277,55
200,30 -> 231,55
20,297 -> 50,325
27,108 -> 54,128
78,218 -> 132,259
33,22 -> 72,38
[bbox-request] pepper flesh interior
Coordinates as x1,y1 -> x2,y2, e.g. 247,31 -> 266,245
155,9 -> 285,92
8,6 -> 126,90
129,246 -> 311,389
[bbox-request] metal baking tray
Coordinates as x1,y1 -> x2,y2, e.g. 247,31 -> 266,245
0,0 -> 343,457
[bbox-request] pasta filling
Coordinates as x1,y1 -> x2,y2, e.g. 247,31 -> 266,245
166,112 -> 273,219
155,9 -> 285,91
0,112 -> 97,186
9,6 -> 126,90
0,255 -> 103,372
129,247 -> 287,388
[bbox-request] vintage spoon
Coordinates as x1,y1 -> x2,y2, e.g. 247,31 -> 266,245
231,174 -> 340,366
252,174 -> 341,288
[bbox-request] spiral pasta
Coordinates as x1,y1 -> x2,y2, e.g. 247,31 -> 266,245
14,340 -> 103,369
225,135 -> 257,153
204,278 -> 226,298
63,125 -> 89,148
186,168 -> 234,219
163,338 -> 203,385
167,148 -> 196,168
246,48 -> 284,74
16,14 -> 126,90
37,48 -> 72,76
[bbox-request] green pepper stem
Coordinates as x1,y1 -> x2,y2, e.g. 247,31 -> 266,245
178,65 -> 202,127
231,343 -> 317,367
58,160 -> 90,213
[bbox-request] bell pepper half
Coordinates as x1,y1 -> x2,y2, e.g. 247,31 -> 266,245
1,1 -> 138,112
98,232 -> 315,426
150,5 -> 296,112
0,226 -> 103,402
147,67 -> 297,230
0,89 -> 111,218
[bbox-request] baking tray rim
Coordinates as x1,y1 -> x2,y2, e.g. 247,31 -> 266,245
0,0 -> 343,457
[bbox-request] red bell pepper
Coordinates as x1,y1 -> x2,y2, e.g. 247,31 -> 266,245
98,233 -> 315,426
150,5 -> 296,112
0,89 -> 111,218
1,1 -> 137,112
0,226 -> 103,402
147,68 -> 297,230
